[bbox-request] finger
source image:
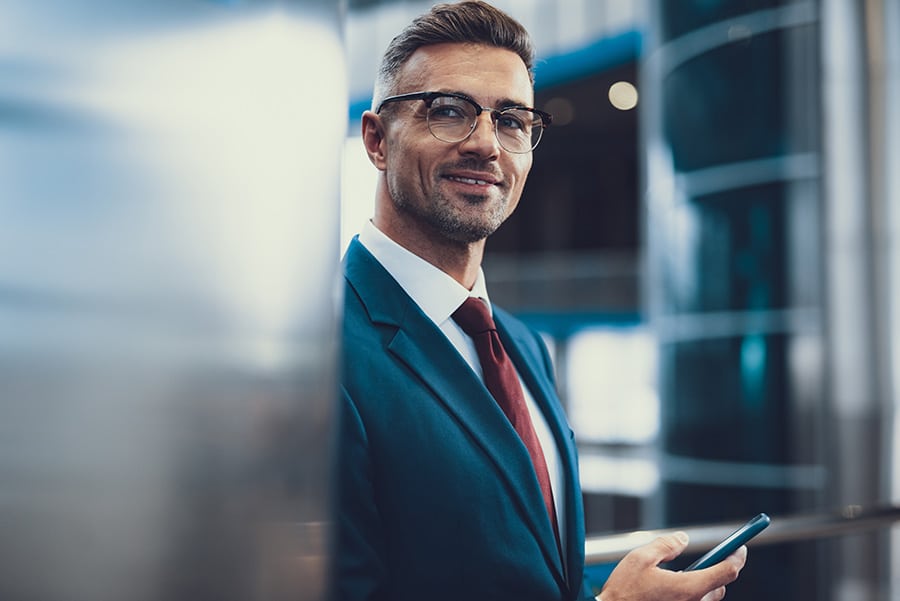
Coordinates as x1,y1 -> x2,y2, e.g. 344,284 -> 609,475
682,544 -> 746,597
646,531 -> 690,564
618,531 -> 689,572
700,586 -> 727,601
725,545 -> 748,572
704,545 -> 746,586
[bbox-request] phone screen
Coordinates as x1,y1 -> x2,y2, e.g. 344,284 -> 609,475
684,513 -> 770,571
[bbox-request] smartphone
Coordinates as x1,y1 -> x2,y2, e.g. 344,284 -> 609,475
684,513 -> 770,571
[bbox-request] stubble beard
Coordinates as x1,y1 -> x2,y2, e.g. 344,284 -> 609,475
389,178 -> 510,245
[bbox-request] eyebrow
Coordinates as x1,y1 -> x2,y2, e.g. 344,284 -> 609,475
439,89 -> 533,110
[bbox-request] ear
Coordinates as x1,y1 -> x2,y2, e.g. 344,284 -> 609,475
361,110 -> 388,171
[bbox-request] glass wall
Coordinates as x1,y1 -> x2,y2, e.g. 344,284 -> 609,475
643,2 -> 824,599
645,0 -> 899,598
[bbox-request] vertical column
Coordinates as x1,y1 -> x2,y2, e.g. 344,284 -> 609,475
642,2 -> 825,599
0,2 -> 344,600
882,0 -> 900,596
821,0 -> 898,598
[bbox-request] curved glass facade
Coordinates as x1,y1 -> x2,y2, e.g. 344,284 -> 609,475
643,2 -> 825,598
645,0 -> 899,598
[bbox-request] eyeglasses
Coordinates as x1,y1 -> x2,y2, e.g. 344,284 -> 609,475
375,91 -> 552,154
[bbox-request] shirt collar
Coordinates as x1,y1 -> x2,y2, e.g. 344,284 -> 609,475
358,221 -> 492,325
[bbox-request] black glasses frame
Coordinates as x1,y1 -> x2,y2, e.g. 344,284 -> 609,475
374,91 -> 552,153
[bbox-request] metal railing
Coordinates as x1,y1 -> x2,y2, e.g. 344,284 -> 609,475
585,504 -> 900,565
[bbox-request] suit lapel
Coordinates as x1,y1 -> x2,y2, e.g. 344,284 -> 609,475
495,310 -> 586,594
343,239 -> 568,589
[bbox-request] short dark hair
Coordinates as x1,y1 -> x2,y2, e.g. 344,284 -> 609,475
372,1 -> 535,109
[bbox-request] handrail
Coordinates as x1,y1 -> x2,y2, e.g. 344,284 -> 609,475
585,503 -> 900,565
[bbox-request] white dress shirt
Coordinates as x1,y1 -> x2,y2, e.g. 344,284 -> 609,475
357,221 -> 566,554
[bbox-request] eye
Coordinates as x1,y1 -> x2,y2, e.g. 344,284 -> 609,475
428,98 -> 471,121
497,111 -> 529,132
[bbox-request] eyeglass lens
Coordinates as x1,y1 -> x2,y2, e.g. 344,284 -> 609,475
426,96 -> 543,153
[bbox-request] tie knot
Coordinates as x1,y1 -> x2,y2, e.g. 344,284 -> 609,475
452,297 -> 496,336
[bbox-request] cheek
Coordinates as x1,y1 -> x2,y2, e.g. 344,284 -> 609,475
510,156 -> 533,193
387,137 -> 430,175
520,154 -> 534,176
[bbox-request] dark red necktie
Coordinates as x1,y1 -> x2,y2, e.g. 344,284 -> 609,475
452,297 -> 560,546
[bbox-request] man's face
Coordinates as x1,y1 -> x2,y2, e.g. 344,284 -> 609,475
378,43 -> 535,244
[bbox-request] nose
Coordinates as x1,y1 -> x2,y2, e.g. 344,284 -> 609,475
458,111 -> 500,157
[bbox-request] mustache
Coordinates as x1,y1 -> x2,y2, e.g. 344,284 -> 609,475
440,158 -> 503,179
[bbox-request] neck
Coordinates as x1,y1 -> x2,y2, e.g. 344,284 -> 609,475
372,215 -> 485,291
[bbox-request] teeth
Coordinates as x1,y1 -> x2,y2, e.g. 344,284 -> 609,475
450,176 -> 490,185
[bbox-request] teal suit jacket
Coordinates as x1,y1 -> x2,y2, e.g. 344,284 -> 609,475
333,238 -> 588,600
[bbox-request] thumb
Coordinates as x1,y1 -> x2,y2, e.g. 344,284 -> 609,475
652,531 -> 690,563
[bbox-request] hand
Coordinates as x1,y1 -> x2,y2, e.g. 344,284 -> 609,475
596,531 -> 747,601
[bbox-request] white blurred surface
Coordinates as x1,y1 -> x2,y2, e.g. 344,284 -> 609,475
0,2 -> 344,600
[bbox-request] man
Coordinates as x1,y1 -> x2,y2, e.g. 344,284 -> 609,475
334,2 -> 747,600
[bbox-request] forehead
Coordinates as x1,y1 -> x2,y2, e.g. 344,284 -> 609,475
396,43 -> 534,107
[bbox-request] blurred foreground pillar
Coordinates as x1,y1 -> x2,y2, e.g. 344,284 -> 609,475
0,2 -> 344,600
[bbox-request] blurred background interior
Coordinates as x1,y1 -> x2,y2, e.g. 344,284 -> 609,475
2,0 -> 898,600
346,2 -> 899,595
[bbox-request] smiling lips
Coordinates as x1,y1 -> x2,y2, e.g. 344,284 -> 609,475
445,172 -> 501,187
